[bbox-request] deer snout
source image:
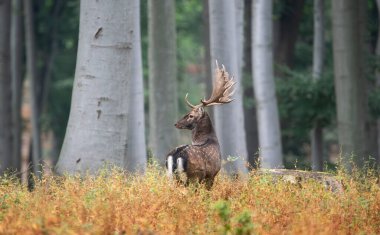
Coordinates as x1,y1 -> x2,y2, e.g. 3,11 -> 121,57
174,122 -> 194,130
174,123 -> 181,129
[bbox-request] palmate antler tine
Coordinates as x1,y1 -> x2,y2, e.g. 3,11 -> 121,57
223,80 -> 236,97
201,63 -> 236,107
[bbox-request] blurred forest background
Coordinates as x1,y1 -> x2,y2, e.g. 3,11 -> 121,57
0,0 -> 380,180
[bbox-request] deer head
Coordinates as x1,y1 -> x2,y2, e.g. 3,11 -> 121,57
174,61 -> 236,130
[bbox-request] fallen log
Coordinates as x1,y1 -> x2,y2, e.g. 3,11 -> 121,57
253,169 -> 344,193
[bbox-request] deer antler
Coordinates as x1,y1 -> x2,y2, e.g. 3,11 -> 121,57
201,61 -> 236,107
184,61 -> 236,108
185,93 -> 201,109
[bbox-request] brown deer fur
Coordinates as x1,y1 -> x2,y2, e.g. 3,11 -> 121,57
166,62 -> 235,188
166,108 -> 221,188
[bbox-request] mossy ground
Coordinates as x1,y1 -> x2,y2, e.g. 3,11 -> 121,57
0,165 -> 379,234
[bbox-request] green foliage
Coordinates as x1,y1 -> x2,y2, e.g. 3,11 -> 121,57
212,200 -> 255,235
34,0 -> 79,148
212,200 -> 232,234
275,68 -> 336,164
276,69 -> 336,137
234,210 -> 255,235
176,0 -> 203,64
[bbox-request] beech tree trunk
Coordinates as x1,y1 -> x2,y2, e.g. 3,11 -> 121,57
148,0 -> 178,164
56,0 -> 146,174
376,0 -> 380,165
311,0 -> 325,171
357,1 -> 372,162
243,0 -> 259,166
209,0 -> 248,175
41,0 -> 62,114
274,0 -> 305,68
252,0 -> 283,169
332,0 -> 367,170
126,1 -> 147,173
235,0 -> 244,80
10,0 -> 23,172
24,0 -> 41,176
0,0 -> 12,173
202,0 -> 213,121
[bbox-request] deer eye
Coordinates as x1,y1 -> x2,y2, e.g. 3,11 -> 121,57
189,114 -> 194,118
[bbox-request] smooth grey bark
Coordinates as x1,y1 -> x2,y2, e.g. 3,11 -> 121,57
311,0 -> 325,171
24,0 -> 41,176
235,0 -> 244,80
11,0 -> 23,172
312,0 -> 324,80
57,0 -> 146,174
148,0 -> 178,165
243,0 -> 259,166
311,125 -> 323,171
332,0 -> 367,170
0,0 -> 12,173
209,0 -> 248,175
376,0 -> 380,165
202,0 -> 213,121
252,0 -> 283,169
357,1 -> 372,161
126,1 -> 147,173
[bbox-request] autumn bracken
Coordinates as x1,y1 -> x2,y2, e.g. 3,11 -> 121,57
0,165 -> 379,235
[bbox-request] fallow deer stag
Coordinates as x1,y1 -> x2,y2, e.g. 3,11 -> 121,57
166,62 -> 236,189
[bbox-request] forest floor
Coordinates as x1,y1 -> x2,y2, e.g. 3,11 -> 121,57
0,164 -> 379,234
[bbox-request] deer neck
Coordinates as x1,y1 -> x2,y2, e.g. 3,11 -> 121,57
191,112 -> 216,146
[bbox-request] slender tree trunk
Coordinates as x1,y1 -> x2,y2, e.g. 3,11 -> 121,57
0,0 -> 12,173
274,0 -> 305,68
40,0 -> 62,113
311,124 -> 323,171
202,0 -> 213,121
11,0 -> 23,172
332,0 -> 367,170
311,0 -> 325,171
56,0 -> 146,174
235,0 -> 244,80
357,0 -> 372,161
39,0 -> 62,167
148,0 -> 178,164
312,0 -> 324,80
21,84 -> 31,184
252,0 -> 283,169
376,0 -> 380,165
209,0 -> 248,175
126,1 -> 147,173
243,0 -> 259,166
24,0 -> 41,177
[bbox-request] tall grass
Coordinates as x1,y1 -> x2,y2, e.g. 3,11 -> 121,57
0,164 -> 379,234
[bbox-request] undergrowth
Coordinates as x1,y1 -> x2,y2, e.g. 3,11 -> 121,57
0,164 -> 379,235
